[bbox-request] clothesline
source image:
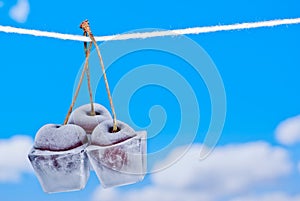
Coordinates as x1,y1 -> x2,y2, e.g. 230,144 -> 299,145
0,18 -> 300,42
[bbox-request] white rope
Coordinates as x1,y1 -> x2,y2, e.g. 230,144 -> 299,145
1,18 -> 300,42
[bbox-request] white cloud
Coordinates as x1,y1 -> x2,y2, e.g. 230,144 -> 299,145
0,135 -> 33,182
229,192 -> 300,201
92,142 -> 292,201
276,115 -> 300,145
9,0 -> 30,23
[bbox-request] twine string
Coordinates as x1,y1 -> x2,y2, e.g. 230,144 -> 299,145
80,20 -> 118,132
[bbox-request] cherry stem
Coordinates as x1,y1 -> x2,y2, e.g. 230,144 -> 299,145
80,20 -> 118,132
63,38 -> 92,125
84,32 -> 95,116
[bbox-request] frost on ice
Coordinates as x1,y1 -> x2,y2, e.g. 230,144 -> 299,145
28,124 -> 89,193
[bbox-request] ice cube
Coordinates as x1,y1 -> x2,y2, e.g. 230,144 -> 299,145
29,123 -> 89,193
28,143 -> 90,193
87,131 -> 147,188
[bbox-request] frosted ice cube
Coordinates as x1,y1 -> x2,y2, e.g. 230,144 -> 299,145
28,143 -> 90,193
87,131 -> 146,188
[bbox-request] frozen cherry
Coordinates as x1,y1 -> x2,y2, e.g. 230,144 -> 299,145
34,124 -> 88,151
68,103 -> 112,134
91,119 -> 136,146
29,123 -> 90,193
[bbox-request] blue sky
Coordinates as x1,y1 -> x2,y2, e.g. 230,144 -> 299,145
1,0 -> 300,201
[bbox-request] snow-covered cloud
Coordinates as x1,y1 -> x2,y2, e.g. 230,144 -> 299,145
0,135 -> 33,182
92,142 -> 292,201
276,115 -> 300,145
9,0 -> 30,23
